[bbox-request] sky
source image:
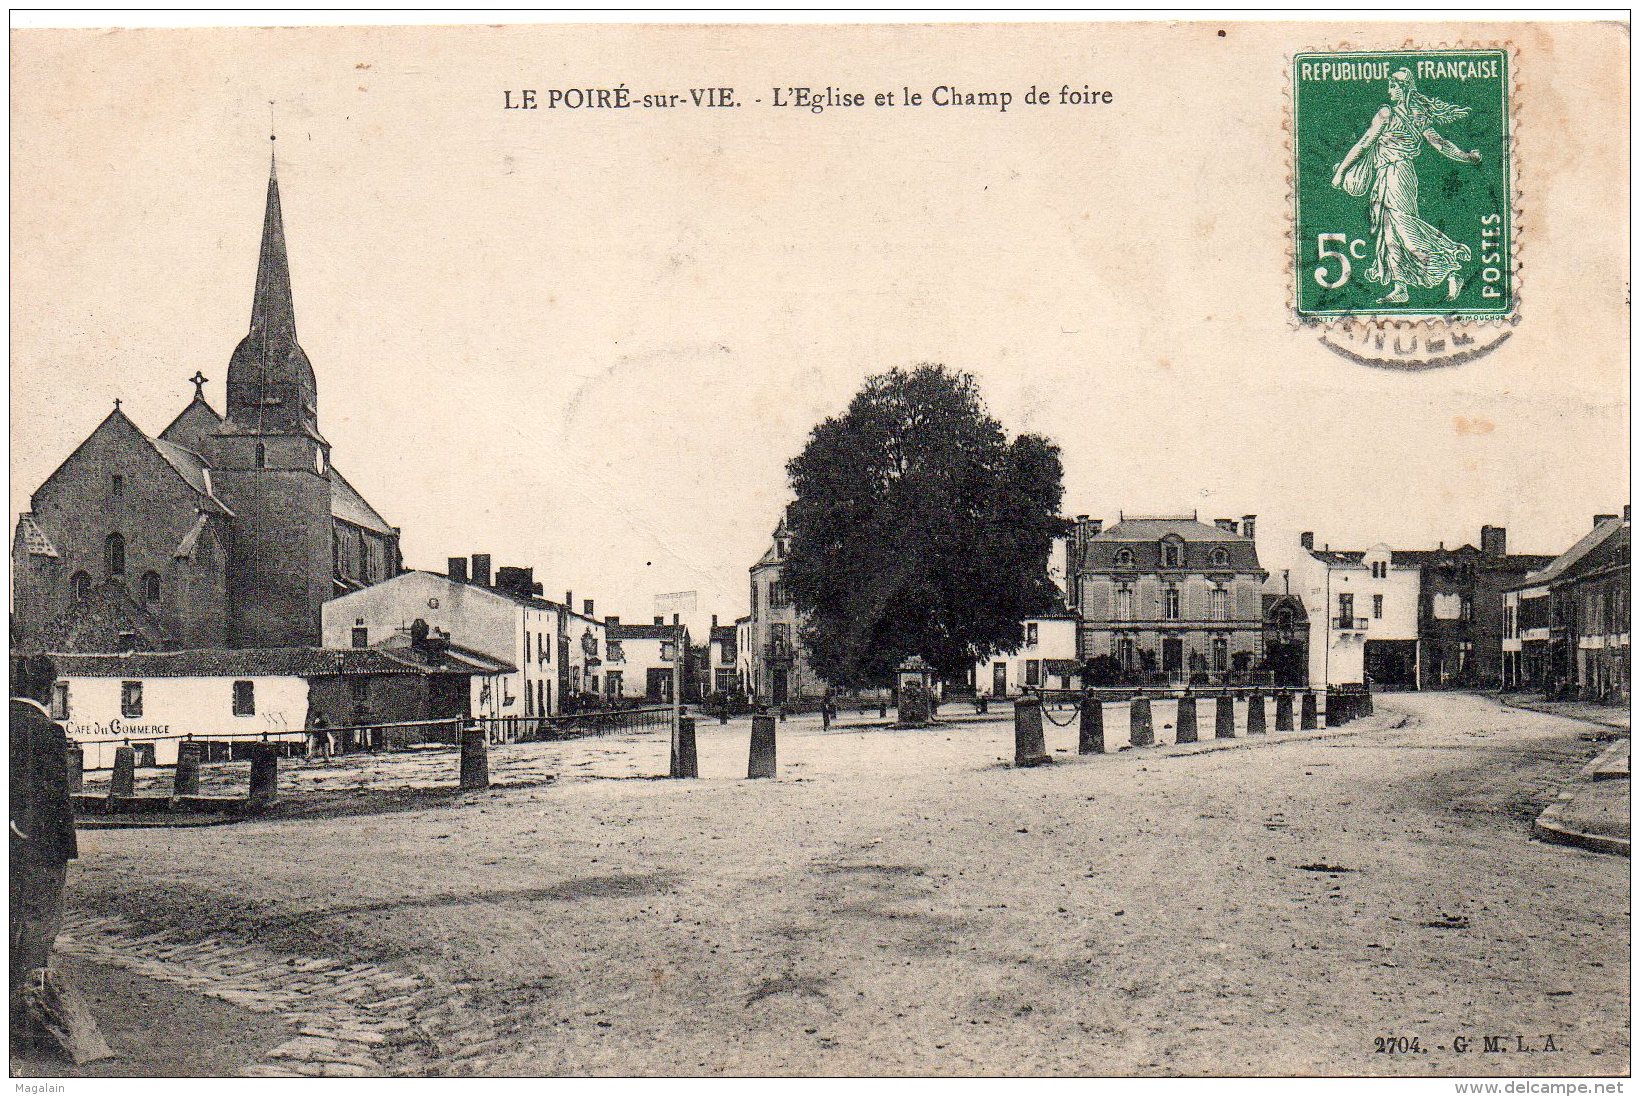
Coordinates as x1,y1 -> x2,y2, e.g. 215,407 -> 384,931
10,21 -> 1629,638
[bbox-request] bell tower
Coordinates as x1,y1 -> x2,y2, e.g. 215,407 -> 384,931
204,139 -> 334,647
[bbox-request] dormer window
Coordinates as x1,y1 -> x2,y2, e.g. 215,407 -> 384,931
1209,547 -> 1230,568
1114,548 -> 1135,568
1159,537 -> 1183,569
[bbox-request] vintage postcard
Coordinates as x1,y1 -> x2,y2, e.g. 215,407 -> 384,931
7,15 -> 1630,1084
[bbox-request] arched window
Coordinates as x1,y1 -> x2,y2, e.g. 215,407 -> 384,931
140,571 -> 161,605
105,533 -> 125,577
70,571 -> 92,601
255,443 -> 267,469
1159,537 -> 1183,569
1114,548 -> 1134,568
1209,547 -> 1230,568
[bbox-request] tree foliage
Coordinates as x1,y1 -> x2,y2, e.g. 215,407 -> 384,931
782,364 -> 1070,687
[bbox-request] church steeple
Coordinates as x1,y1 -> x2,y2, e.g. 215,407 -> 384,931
224,139 -> 321,440
250,147 -> 297,344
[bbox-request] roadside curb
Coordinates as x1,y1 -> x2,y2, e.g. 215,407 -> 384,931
1532,794 -> 1631,858
1495,693 -> 1632,733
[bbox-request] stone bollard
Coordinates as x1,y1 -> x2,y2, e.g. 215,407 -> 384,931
1246,692 -> 1267,735
1077,693 -> 1105,755
878,702 -> 888,719
1013,696 -> 1051,767
1326,692 -> 1345,727
1362,690 -> 1374,717
1301,691 -> 1319,730
247,744 -> 278,803
65,743 -> 84,794
1214,694 -> 1236,739
173,742 -> 202,796
459,728 -> 490,790
748,714 -> 777,779
670,716 -> 699,779
778,706 -> 788,723
1128,696 -> 1154,748
109,746 -> 136,799
719,706 -> 729,726
1275,691 -> 1295,732
1175,694 -> 1198,744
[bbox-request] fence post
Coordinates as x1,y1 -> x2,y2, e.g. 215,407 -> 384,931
247,744 -> 278,804
1326,690 -> 1343,727
460,728 -> 490,790
1246,691 -> 1267,735
1215,694 -> 1236,739
1175,693 -> 1198,744
1077,692 -> 1104,755
1275,691 -> 1295,732
65,743 -> 84,794
748,714 -> 777,779
670,716 -> 699,779
1129,695 -> 1154,748
109,746 -> 136,799
1013,695 -> 1051,766
173,742 -> 202,796
1301,691 -> 1319,730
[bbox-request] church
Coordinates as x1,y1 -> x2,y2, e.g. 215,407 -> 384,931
12,149 -> 401,653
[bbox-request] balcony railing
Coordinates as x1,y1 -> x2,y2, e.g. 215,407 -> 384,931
1334,616 -> 1368,630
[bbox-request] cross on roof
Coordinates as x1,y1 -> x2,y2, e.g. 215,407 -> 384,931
189,371 -> 209,399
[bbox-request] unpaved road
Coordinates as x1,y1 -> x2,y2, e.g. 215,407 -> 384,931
61,692 -> 1629,1076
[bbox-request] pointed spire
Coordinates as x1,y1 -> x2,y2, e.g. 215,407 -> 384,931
249,138 -> 297,341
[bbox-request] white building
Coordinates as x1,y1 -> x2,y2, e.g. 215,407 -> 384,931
975,614 -> 1081,696
706,616 -> 741,699
603,618 -> 689,702
322,557 -> 604,722
1293,536 -> 1422,688
49,647 -> 485,769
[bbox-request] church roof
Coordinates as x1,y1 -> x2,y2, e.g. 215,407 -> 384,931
330,468 -> 396,536
16,514 -> 59,558
1081,516 -> 1262,572
158,393 -> 225,453
152,437 -> 234,516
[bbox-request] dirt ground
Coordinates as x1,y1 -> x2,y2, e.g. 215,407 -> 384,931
51,692 -> 1631,1076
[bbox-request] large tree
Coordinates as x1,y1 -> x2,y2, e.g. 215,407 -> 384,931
782,364 -> 1070,687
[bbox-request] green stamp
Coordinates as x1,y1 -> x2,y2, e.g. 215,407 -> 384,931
1294,50 -> 1512,319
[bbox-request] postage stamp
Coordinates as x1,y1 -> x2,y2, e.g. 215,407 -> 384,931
1293,49 -> 1513,324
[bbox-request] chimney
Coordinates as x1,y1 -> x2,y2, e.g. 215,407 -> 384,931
712,614 -> 719,629
1215,518 -> 1237,533
583,598 -> 595,617
1480,525 -> 1507,557
496,566 -> 533,597
654,616 -> 664,625
605,615 -> 620,627
447,556 -> 468,582
531,582 -> 543,596
1300,531 -> 1315,551
471,554 -> 491,587
672,614 -> 680,626
1595,513 -> 1618,528
1241,514 -> 1257,540
565,590 -> 573,609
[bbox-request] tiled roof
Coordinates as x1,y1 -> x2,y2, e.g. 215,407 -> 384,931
16,514 -> 59,558
1512,517 -> 1630,592
608,622 -> 685,641
52,647 -> 439,680
710,625 -> 737,643
330,468 -> 395,536
1083,517 -> 1261,572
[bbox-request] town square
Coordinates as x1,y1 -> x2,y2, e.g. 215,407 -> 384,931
8,16 -> 1630,1084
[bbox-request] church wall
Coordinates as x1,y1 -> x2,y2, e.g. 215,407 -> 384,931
17,414 -> 228,649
